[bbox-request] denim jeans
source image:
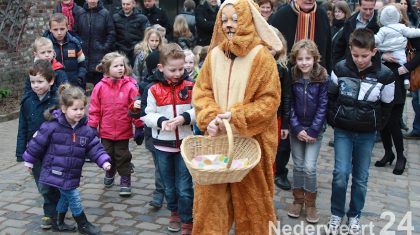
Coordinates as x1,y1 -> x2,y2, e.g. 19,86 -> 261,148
290,133 -> 323,192
32,161 -> 60,218
155,149 -> 193,223
412,90 -> 420,134
151,150 -> 165,202
331,128 -> 376,218
56,188 -> 83,217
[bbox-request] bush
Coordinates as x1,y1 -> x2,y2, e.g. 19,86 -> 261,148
0,88 -> 11,99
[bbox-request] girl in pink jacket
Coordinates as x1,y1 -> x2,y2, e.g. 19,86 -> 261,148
88,52 -> 142,197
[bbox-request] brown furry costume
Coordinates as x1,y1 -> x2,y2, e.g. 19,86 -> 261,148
192,0 -> 282,234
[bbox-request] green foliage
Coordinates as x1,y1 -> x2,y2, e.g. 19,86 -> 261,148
0,88 -> 11,99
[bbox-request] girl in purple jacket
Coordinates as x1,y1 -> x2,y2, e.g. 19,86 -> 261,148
287,40 -> 328,224
23,84 -> 111,235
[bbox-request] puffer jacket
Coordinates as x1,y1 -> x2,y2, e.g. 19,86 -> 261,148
290,63 -> 329,138
88,75 -> 142,140
113,8 -> 150,62
16,90 -> 57,158
23,109 -> 110,190
74,1 -> 115,72
44,31 -> 87,88
328,54 -> 395,132
140,70 -> 195,148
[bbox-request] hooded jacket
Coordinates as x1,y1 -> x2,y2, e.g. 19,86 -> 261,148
74,1 -> 115,72
140,70 -> 195,148
289,63 -> 328,138
23,109 -> 110,190
88,75 -> 142,140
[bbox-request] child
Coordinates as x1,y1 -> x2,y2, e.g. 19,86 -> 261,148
140,43 -> 195,234
133,28 -> 163,83
184,49 -> 198,81
327,28 -> 395,234
45,13 -> 87,89
173,15 -> 196,49
24,37 -> 68,94
22,84 -> 111,235
89,52 -> 142,197
375,4 -> 420,89
152,23 -> 169,43
286,40 -> 328,224
16,60 -> 75,232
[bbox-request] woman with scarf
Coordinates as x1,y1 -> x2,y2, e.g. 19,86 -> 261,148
54,0 -> 84,33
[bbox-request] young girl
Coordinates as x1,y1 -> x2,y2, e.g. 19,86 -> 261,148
287,40 -> 328,224
184,49 -> 198,81
23,84 -> 111,235
89,52 -> 142,197
141,43 -> 195,234
173,15 -> 196,49
133,28 -> 163,83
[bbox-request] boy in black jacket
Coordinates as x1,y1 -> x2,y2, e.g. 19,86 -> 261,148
327,28 -> 395,234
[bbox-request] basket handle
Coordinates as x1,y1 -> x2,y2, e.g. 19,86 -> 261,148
222,119 -> 234,169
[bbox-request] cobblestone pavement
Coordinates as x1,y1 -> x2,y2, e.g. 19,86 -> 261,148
0,98 -> 419,235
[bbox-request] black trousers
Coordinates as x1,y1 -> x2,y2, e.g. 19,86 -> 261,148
275,135 -> 291,176
101,139 -> 132,176
380,103 -> 405,154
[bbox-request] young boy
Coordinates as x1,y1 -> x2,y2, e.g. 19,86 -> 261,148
45,13 -> 86,89
16,60 -> 75,232
24,37 -> 68,94
140,43 -> 194,234
327,28 -> 395,234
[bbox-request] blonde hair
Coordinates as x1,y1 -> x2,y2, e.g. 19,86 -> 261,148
393,3 -> 410,25
269,26 -> 288,69
184,49 -> 196,67
133,28 -> 163,57
32,37 -> 53,53
159,43 -> 185,65
289,40 -> 321,65
96,52 -> 132,76
57,83 -> 87,108
173,15 -> 192,38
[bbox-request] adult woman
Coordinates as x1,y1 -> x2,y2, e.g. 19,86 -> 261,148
258,0 -> 274,21
332,1 -> 351,38
397,0 -> 418,26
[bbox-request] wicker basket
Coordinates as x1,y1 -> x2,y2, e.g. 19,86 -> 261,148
181,119 -> 261,185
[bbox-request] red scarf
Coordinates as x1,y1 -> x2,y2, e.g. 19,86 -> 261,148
292,0 -> 317,42
61,0 -> 75,31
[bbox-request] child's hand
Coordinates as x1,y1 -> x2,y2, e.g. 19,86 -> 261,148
306,136 -> 317,144
281,129 -> 289,140
162,120 -> 171,131
398,66 -> 409,75
166,116 -> 185,130
207,118 -> 219,137
297,130 -> 309,142
26,167 -> 32,173
133,100 -> 141,109
103,162 -> 111,171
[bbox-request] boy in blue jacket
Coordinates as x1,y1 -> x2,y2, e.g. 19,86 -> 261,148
16,60 -> 75,232
45,13 -> 87,89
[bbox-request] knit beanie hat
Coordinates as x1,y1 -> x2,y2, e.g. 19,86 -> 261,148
145,50 -> 160,75
379,5 -> 401,26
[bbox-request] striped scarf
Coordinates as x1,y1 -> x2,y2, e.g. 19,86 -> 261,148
292,0 -> 317,42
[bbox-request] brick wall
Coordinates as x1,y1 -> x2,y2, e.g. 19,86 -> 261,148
0,0 -> 55,91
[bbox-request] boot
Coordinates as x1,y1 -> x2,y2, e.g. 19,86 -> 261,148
120,175 -> 131,197
181,222 -> 193,235
287,188 -> 304,218
374,151 -> 395,167
393,153 -> 407,175
73,211 -> 101,235
103,166 -> 116,188
52,212 -> 77,232
304,191 -> 319,223
274,174 -> 291,190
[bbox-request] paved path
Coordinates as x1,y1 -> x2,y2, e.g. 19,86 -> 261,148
0,98 -> 419,235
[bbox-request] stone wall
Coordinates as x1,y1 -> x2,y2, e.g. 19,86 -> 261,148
0,0 -> 55,91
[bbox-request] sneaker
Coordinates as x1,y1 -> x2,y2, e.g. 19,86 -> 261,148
40,216 -> 52,229
327,215 -> 342,235
119,175 -> 131,197
104,168 -> 115,188
149,198 -> 163,209
403,131 -> 420,139
181,222 -> 193,235
119,187 -> 132,196
168,211 -> 181,232
348,216 -> 361,235
274,175 -> 291,190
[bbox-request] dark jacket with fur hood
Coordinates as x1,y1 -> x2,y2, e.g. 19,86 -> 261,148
290,63 -> 329,138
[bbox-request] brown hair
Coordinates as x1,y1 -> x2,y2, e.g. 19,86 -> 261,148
32,37 -> 53,53
96,52 -> 132,76
57,83 -> 87,107
349,28 -> 375,50
159,43 -> 185,65
49,13 -> 68,28
334,1 -> 352,19
184,0 -> 196,11
289,39 -> 321,65
257,0 -> 274,8
199,46 -> 209,64
173,15 -> 192,38
29,60 -> 55,83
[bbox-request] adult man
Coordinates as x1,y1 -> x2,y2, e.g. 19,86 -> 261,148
142,0 -> 172,38
195,0 -> 219,46
192,0 -> 282,233
269,0 -> 331,193
332,0 -> 379,64
75,0 -> 115,85
113,0 -> 149,65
